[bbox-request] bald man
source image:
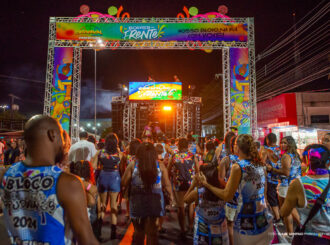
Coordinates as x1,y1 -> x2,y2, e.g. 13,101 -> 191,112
0,115 -> 99,245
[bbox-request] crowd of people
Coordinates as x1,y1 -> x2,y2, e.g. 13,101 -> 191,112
0,115 -> 329,245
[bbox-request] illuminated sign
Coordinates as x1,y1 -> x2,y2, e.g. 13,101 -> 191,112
56,22 -> 247,42
129,82 -> 182,101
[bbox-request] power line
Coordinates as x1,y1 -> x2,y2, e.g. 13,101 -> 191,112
0,74 -> 117,93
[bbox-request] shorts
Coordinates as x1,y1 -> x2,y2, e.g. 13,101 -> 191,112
233,222 -> 273,245
267,182 -> 279,207
277,184 -> 288,198
225,204 -> 238,222
98,170 -> 121,193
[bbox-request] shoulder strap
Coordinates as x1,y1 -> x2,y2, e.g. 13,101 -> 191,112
301,174 -> 330,232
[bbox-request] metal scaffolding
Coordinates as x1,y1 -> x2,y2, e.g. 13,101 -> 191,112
44,15 -> 257,140
70,48 -> 82,143
222,47 -> 231,134
248,18 -> 258,138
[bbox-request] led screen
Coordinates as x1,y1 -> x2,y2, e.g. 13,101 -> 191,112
129,82 -> 182,101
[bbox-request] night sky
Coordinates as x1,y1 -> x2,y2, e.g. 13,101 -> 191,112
0,0 -> 322,118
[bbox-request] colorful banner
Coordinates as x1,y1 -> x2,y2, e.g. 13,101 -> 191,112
129,82 -> 182,101
230,48 -> 250,134
56,22 -> 247,42
50,47 -> 73,132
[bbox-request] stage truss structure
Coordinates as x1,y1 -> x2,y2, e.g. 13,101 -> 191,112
44,15 -> 257,142
111,96 -> 202,140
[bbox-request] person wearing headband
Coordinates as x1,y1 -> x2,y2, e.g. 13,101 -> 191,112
280,144 -> 330,245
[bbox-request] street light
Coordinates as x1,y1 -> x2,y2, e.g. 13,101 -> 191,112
0,105 -> 9,112
90,38 -> 105,137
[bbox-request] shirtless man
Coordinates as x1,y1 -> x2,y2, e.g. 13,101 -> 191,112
0,115 -> 99,245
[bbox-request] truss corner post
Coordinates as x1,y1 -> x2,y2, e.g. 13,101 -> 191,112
123,102 -> 130,141
176,103 -> 183,138
248,18 -> 257,139
222,47 -> 231,137
70,47 -> 82,143
43,18 -> 57,116
129,103 -> 137,141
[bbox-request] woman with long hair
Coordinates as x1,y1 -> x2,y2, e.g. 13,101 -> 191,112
121,138 -> 141,221
97,133 -> 123,239
218,135 -> 238,245
266,136 -> 301,236
198,134 -> 273,245
184,164 -> 229,245
217,131 -> 235,161
121,143 -> 172,244
280,144 -> 330,245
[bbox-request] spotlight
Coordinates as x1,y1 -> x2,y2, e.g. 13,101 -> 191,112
163,106 -> 172,111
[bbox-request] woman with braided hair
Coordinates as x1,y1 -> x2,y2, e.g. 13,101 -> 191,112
198,134 -> 273,245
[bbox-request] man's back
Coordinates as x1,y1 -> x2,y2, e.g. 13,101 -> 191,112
69,140 -> 96,162
0,161 -> 70,244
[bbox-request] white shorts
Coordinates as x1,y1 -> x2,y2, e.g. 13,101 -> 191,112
277,185 -> 288,198
234,222 -> 274,245
225,204 -> 238,222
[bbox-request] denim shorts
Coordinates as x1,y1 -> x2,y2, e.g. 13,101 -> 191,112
97,170 -> 121,193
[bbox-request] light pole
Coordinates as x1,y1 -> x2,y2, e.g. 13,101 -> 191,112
90,38 -> 105,137
94,48 -> 97,137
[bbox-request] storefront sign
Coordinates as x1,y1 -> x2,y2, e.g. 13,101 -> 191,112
257,93 -> 297,127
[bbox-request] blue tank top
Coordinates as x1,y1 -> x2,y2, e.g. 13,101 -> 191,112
0,162 -> 72,244
234,159 -> 273,235
297,176 -> 330,240
194,187 -> 229,245
219,144 -> 228,161
226,155 -> 239,208
264,145 -> 281,184
280,153 -> 301,187
129,161 -> 164,218
226,154 -> 239,181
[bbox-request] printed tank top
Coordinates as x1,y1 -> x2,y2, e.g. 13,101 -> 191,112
0,162 -> 72,244
234,159 -> 273,235
280,153 -> 301,187
264,145 -> 281,184
226,155 -> 239,208
196,187 -> 226,224
297,176 -> 330,240
219,144 -> 228,161
98,150 -> 120,171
